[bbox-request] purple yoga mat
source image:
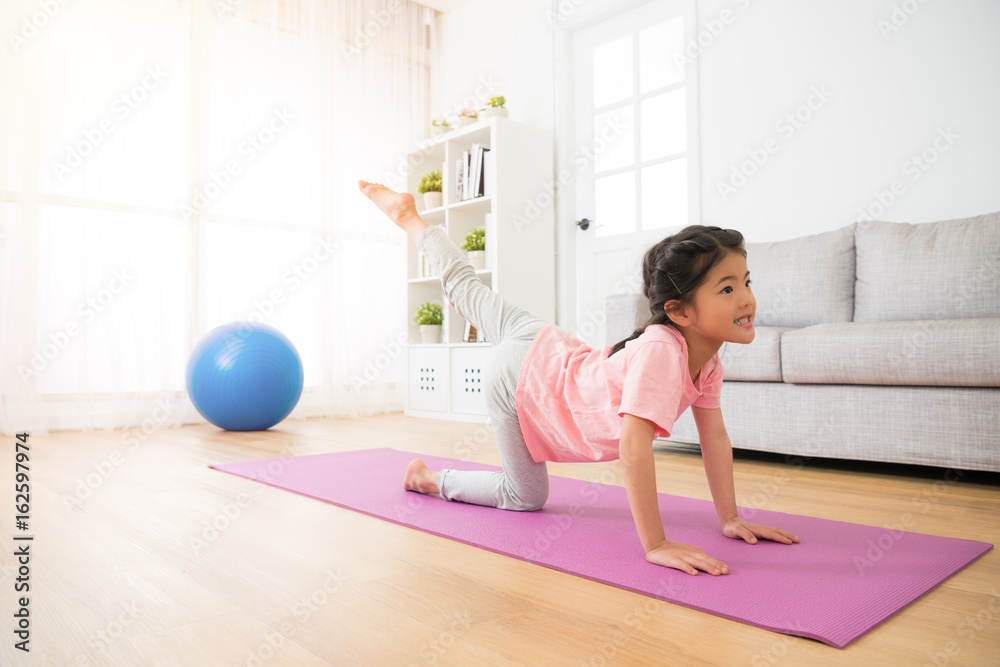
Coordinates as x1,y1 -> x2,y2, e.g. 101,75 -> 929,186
209,447 -> 991,649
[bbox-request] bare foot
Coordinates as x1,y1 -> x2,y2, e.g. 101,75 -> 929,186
403,458 -> 440,496
357,180 -> 427,240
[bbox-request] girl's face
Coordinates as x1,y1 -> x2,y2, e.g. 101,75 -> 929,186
671,250 -> 756,345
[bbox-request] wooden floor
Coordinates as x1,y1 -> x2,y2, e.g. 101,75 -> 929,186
1,414 -> 997,666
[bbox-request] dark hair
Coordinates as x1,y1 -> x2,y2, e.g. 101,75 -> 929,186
608,225 -> 746,357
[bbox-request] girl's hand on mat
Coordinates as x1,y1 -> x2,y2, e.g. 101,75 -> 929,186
722,517 -> 800,545
646,540 -> 729,576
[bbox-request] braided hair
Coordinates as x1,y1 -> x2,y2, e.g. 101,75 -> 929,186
608,225 -> 746,357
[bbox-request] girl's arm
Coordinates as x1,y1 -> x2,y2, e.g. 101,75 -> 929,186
620,413 -> 729,575
691,407 -> 800,545
690,407 -> 739,526
619,413 -> 665,551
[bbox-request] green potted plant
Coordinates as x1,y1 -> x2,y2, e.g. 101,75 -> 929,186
415,301 -> 444,344
478,95 -> 507,120
429,117 -> 452,137
417,169 -> 443,209
461,226 -> 486,270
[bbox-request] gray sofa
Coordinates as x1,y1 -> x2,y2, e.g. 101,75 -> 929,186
605,212 -> 1000,473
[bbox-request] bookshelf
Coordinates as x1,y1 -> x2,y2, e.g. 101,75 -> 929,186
405,116 -> 555,422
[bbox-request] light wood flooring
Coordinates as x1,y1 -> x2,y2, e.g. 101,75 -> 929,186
1,414 -> 997,666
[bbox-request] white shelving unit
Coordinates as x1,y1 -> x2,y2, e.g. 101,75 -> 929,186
405,116 -> 555,422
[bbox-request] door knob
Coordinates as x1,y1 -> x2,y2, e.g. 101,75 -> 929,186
575,217 -> 592,231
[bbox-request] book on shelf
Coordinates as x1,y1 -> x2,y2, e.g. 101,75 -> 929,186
456,145 -> 491,201
463,319 -> 487,343
470,143 -> 482,198
463,150 -> 471,200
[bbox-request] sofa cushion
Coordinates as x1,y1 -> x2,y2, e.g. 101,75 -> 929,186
780,319 -> 1000,386
745,224 -> 856,328
854,212 -> 1000,322
719,326 -> 792,381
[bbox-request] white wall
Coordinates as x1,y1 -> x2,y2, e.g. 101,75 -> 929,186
434,0 -> 1000,245
431,0 -> 554,130
697,0 -> 1000,241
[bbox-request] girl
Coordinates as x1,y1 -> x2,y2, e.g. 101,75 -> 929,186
358,180 -> 799,576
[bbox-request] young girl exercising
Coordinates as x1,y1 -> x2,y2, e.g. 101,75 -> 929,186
359,180 -> 799,577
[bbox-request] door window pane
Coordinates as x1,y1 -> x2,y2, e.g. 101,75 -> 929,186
595,171 -> 636,238
593,104 -> 634,173
640,16 -> 685,92
641,90 -> 686,161
642,159 -> 687,231
592,35 -> 633,108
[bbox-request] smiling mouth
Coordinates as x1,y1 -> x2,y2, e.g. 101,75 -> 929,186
734,315 -> 752,325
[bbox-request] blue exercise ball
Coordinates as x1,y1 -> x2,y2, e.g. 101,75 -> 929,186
186,322 -> 304,431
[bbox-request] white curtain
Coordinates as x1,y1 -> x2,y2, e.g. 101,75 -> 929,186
0,0 -> 434,434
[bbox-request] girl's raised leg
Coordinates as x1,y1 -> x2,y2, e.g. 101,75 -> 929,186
359,179 -> 548,510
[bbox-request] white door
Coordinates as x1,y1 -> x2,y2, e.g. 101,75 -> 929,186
560,0 -> 698,349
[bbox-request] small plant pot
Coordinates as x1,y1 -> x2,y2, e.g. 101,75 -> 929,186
479,107 -> 508,119
455,116 -> 477,127
422,191 -> 442,209
467,250 -> 486,270
429,125 -> 452,137
419,324 -> 442,344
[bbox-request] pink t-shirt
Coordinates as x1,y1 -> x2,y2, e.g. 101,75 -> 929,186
514,323 -> 723,463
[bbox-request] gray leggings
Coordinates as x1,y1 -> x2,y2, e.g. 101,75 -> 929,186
415,224 -> 550,511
